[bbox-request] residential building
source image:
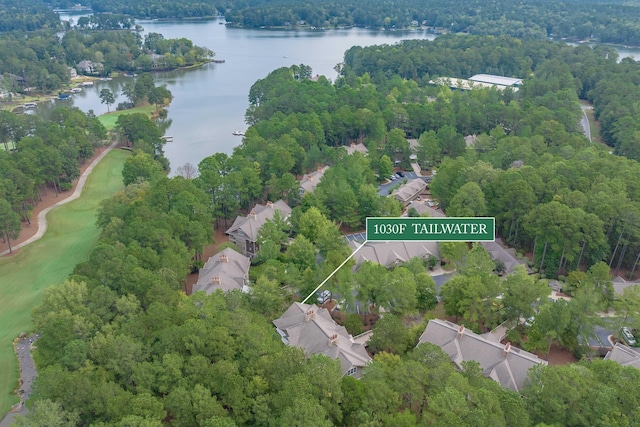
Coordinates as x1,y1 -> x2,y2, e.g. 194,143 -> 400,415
299,165 -> 329,196
344,142 -> 368,156
418,319 -> 547,392
193,247 -> 250,294
612,276 -> 640,296
404,200 -> 446,218
348,240 -> 439,269
481,238 -> 532,275
273,302 -> 372,377
77,60 -> 104,75
604,343 -> 640,369
225,200 -> 292,258
391,178 -> 428,205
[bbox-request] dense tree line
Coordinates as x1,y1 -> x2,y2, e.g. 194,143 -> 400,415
0,107 -> 106,251
6,0 -> 640,46
75,13 -> 136,30
329,35 -> 640,277
0,0 -> 61,32
15,33 -> 640,425
0,30 -> 211,94
48,0 -> 640,46
229,34 -> 640,299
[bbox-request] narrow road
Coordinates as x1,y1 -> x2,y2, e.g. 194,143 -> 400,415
580,104 -> 592,142
0,141 -> 118,257
0,335 -> 38,427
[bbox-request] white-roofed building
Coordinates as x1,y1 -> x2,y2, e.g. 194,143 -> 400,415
273,303 -> 372,378
430,74 -> 523,92
469,74 -> 523,87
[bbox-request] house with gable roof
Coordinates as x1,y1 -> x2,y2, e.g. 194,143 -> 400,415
604,342 -> 640,369
273,302 -> 372,378
193,247 -> 250,294
343,142 -> 368,156
481,237 -> 532,275
612,276 -> 640,296
391,178 -> 428,205
418,319 -> 546,392
348,240 -> 440,270
77,60 -> 104,75
299,165 -> 329,196
225,200 -> 292,258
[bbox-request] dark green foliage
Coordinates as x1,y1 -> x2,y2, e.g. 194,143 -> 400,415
0,0 -> 61,32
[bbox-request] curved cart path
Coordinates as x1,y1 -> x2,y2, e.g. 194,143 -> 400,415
0,141 -> 118,257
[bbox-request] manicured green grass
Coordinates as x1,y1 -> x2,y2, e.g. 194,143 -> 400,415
98,105 -> 156,130
0,149 -> 128,415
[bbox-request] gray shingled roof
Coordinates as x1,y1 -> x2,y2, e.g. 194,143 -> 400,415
349,240 -> 439,269
604,343 -> 640,369
404,201 -> 446,218
612,276 -> 640,296
273,302 -> 372,377
392,179 -> 428,204
344,143 -> 368,156
481,237 -> 532,274
299,166 -> 329,194
225,200 -> 292,242
193,247 -> 250,294
418,319 -> 546,392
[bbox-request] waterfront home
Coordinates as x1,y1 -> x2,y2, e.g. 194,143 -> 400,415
226,200 -> 292,258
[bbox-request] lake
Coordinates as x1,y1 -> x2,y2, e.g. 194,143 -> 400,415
49,14 -> 640,172
50,14 -> 436,172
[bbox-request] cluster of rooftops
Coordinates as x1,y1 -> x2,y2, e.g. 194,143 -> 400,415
191,138 -> 639,387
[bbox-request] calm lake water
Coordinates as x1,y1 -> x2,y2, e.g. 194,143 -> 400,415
49,15 -> 435,171
49,14 -> 640,172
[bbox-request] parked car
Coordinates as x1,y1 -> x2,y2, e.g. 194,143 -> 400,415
317,290 -> 331,305
389,175 -> 397,180
622,327 -> 637,346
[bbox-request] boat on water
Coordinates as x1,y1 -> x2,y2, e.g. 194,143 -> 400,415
71,87 -> 82,93
81,81 -> 94,87
232,130 -> 245,136
23,102 -> 37,108
161,135 -> 174,141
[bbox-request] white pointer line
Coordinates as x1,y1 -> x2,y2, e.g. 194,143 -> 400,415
301,240 -> 367,304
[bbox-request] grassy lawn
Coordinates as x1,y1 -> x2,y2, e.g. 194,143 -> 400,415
0,148 -> 128,415
98,105 -> 156,130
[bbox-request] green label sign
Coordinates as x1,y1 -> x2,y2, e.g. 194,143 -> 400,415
366,217 -> 495,242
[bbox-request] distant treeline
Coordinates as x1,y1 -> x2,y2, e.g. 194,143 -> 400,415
26,0 -> 640,46
0,0 -> 61,32
0,30 -> 212,93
